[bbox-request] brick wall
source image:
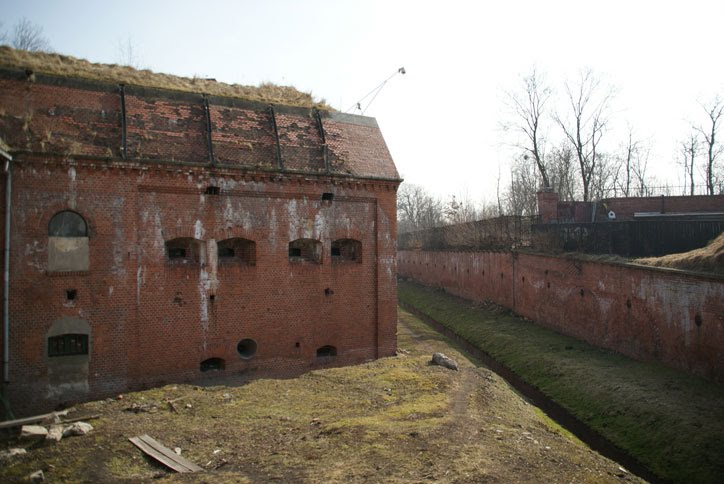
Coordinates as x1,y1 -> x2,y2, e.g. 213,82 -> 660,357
536,190 -> 724,224
399,250 -> 724,382
0,71 -> 399,416
603,195 -> 724,221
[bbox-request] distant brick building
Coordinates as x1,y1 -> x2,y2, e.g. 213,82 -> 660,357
0,48 -> 400,416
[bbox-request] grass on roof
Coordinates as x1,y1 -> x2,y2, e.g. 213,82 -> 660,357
0,46 -> 331,110
635,231 -> 724,275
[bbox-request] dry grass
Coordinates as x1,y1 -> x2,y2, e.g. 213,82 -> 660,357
635,231 -> 724,275
0,310 -> 640,483
0,46 -> 330,110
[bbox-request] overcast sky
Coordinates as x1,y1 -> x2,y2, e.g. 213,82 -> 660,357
3,0 -> 724,204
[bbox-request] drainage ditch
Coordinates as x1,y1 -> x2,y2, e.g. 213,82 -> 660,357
399,301 -> 666,484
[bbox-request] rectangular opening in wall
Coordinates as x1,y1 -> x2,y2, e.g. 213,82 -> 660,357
48,334 -> 88,357
168,247 -> 187,259
205,186 -> 220,195
288,239 -> 322,263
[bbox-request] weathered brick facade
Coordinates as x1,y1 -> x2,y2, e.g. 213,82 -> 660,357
399,250 -> 724,382
0,63 -> 400,416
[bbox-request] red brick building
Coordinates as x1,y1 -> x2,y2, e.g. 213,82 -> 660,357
0,49 -> 400,416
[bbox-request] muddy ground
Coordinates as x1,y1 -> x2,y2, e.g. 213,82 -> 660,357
1,309 -> 642,483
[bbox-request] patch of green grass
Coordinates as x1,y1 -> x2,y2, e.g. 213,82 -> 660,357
399,280 -> 724,484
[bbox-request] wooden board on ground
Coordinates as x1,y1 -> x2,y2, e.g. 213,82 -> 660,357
129,434 -> 203,473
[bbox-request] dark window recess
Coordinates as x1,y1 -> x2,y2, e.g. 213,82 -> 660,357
237,338 -> 258,359
218,247 -> 235,258
331,239 -> 361,263
288,239 -> 322,263
321,192 -> 334,201
200,357 -> 225,372
316,345 -> 337,358
49,210 -> 87,237
66,289 -> 77,301
168,247 -> 187,259
48,334 -> 88,357
165,238 -> 201,263
205,186 -> 220,195
218,238 -> 256,265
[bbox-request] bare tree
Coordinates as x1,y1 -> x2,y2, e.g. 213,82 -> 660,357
397,183 -> 444,233
615,126 -> 651,197
679,133 -> 699,195
116,36 -> 142,68
694,97 -> 724,195
9,18 -> 51,52
505,155 -> 540,216
502,68 -> 552,188
444,193 -> 479,225
554,69 -> 615,201
546,143 -> 578,200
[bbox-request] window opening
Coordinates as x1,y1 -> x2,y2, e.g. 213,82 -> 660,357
168,247 -> 187,259
66,289 -> 77,301
218,238 -> 256,265
316,345 -> 337,358
48,334 -> 88,357
200,357 -> 225,372
288,239 -> 321,263
205,186 -> 220,195
165,238 -> 201,264
218,247 -> 235,258
49,211 -> 87,237
331,239 -> 361,263
321,192 -> 334,201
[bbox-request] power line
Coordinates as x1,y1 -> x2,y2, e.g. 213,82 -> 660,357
346,67 -> 405,115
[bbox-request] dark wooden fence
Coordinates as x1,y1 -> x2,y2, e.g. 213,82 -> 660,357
532,220 -> 724,256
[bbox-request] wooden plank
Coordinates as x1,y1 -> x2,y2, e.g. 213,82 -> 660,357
129,434 -> 203,473
129,436 -> 191,473
138,435 -> 204,472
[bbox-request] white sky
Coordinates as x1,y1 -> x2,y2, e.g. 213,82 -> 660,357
3,0 -> 724,205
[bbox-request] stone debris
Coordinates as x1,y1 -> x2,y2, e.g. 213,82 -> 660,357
0,448 -> 27,461
28,470 -> 45,483
62,422 -> 93,437
46,424 -> 64,442
125,402 -> 158,413
431,352 -> 459,371
20,425 -> 48,440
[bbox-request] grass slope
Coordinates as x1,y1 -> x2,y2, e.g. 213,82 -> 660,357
1,310 -> 641,483
398,280 -> 724,483
635,231 -> 724,275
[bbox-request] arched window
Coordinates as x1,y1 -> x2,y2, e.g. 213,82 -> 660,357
331,239 -> 362,263
49,210 -> 87,237
288,238 -> 322,263
165,238 -> 202,264
48,210 -> 89,272
218,238 -> 256,265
